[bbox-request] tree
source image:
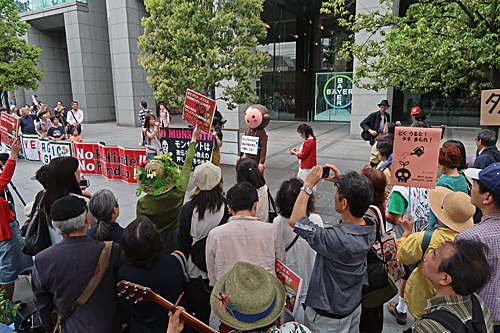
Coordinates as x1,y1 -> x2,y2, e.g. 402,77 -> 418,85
139,0 -> 270,109
0,0 -> 44,96
322,0 -> 500,95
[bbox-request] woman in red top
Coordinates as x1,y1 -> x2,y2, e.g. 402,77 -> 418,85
290,124 -> 317,181
0,139 -> 33,301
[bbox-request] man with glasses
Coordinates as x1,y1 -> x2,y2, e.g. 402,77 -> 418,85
474,129 -> 500,169
288,165 -> 377,332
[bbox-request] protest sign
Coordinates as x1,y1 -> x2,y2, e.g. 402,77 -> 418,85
160,127 -> 213,167
481,89 -> 500,125
21,135 -> 73,163
240,135 -> 259,155
391,127 -> 441,188
0,113 -> 19,147
182,89 -> 216,134
275,259 -> 303,318
73,142 -> 147,183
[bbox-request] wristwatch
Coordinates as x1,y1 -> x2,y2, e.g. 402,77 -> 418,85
300,186 -> 313,195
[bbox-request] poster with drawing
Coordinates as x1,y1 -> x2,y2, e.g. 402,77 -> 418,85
391,127 -> 441,188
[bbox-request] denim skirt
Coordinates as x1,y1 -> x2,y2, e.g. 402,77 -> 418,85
0,220 -> 34,284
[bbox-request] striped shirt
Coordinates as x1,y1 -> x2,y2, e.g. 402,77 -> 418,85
455,212 -> 500,322
411,294 -> 494,333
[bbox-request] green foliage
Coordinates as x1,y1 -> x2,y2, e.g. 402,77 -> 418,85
322,0 -> 500,94
139,0 -> 270,109
0,290 -> 18,325
0,0 -> 45,92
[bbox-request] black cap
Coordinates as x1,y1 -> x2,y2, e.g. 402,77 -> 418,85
378,99 -> 390,107
50,196 -> 87,221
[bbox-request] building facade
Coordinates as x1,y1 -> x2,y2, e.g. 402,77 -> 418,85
13,0 -> 480,134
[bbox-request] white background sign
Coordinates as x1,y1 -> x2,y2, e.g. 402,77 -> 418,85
240,135 -> 259,155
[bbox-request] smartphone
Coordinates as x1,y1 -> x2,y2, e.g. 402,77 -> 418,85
79,179 -> 90,187
322,166 -> 330,178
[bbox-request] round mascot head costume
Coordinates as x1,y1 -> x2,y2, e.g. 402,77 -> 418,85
239,104 -> 271,173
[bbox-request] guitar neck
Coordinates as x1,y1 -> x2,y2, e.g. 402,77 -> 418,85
153,294 -> 219,333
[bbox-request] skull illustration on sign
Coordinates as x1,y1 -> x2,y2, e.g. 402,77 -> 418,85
395,161 -> 411,183
161,140 -> 169,155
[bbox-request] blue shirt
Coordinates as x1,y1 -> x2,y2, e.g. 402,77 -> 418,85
20,114 -> 38,134
46,125 -> 66,139
294,215 -> 376,316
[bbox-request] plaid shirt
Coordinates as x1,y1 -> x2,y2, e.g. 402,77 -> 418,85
455,212 -> 500,322
411,294 -> 494,333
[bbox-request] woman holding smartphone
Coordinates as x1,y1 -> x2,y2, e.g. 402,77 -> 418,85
290,124 -> 317,181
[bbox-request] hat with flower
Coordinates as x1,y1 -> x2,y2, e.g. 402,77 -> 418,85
135,153 -> 181,196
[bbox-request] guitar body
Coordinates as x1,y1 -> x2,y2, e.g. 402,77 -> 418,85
117,280 -> 219,333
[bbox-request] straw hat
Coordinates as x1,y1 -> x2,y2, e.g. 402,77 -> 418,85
136,155 -> 181,196
428,186 -> 474,232
211,262 -> 285,331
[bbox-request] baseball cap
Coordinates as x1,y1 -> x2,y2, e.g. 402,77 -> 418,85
464,163 -> 500,195
410,107 -> 422,115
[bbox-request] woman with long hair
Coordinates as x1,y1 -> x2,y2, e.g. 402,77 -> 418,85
42,156 -> 92,245
118,217 -> 188,333
359,166 -> 387,333
178,161 -> 228,324
87,189 -> 124,244
236,158 -> 269,222
143,114 -> 161,159
289,124 -> 317,181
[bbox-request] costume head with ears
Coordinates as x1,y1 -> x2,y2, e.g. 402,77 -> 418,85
245,104 -> 271,129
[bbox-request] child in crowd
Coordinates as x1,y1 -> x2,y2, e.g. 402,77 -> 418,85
69,127 -> 82,142
36,110 -> 52,138
46,116 -> 66,141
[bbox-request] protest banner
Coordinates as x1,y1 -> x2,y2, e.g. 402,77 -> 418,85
391,127 -> 441,188
21,135 -> 73,163
275,259 -> 303,318
0,113 -> 19,147
240,135 -> 259,155
73,142 -> 147,183
182,89 -> 216,134
480,89 -> 500,125
160,127 -> 213,167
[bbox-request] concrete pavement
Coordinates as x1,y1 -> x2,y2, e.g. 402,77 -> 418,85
10,115 -> 481,331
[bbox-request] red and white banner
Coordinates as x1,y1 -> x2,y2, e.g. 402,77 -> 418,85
182,89 -> 216,134
0,113 -> 19,147
73,142 -> 147,183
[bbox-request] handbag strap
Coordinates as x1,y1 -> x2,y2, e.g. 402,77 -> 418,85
52,241 -> 112,332
70,110 -> 78,124
285,235 -> 299,252
267,187 -> 276,213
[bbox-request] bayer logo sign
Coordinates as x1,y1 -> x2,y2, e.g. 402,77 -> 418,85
323,75 -> 353,109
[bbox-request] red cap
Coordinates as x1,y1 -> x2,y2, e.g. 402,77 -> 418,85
410,107 -> 422,115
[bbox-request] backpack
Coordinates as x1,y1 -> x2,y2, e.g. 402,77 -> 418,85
404,294 -> 487,333
406,229 -> 433,273
482,150 -> 500,163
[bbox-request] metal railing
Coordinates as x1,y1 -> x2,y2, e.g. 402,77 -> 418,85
14,0 -> 86,13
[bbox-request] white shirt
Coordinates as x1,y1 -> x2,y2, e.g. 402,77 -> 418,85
66,109 -> 84,125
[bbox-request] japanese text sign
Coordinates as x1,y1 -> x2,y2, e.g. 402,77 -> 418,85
391,127 -> 441,188
160,127 -> 214,167
0,113 -> 19,147
275,259 -> 303,317
240,135 -> 259,155
182,89 -> 216,134
481,89 -> 500,125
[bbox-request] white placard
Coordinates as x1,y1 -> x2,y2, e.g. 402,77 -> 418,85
240,135 -> 259,155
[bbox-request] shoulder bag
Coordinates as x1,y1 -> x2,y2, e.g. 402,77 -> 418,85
268,188 -> 277,223
22,194 -> 51,256
361,205 -> 398,308
51,241 -> 112,333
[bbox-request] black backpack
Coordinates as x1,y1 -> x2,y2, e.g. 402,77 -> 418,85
404,294 -> 487,333
482,150 -> 500,163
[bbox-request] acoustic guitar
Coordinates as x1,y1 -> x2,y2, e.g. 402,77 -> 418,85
116,280 -> 219,333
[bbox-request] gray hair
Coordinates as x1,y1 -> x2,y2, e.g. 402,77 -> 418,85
88,189 -> 117,223
477,129 -> 497,147
53,211 -> 87,235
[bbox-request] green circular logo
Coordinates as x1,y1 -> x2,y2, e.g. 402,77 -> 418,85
323,75 -> 353,109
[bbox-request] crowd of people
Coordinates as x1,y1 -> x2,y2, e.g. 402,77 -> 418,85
0,97 -> 498,333
3,97 -> 84,142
